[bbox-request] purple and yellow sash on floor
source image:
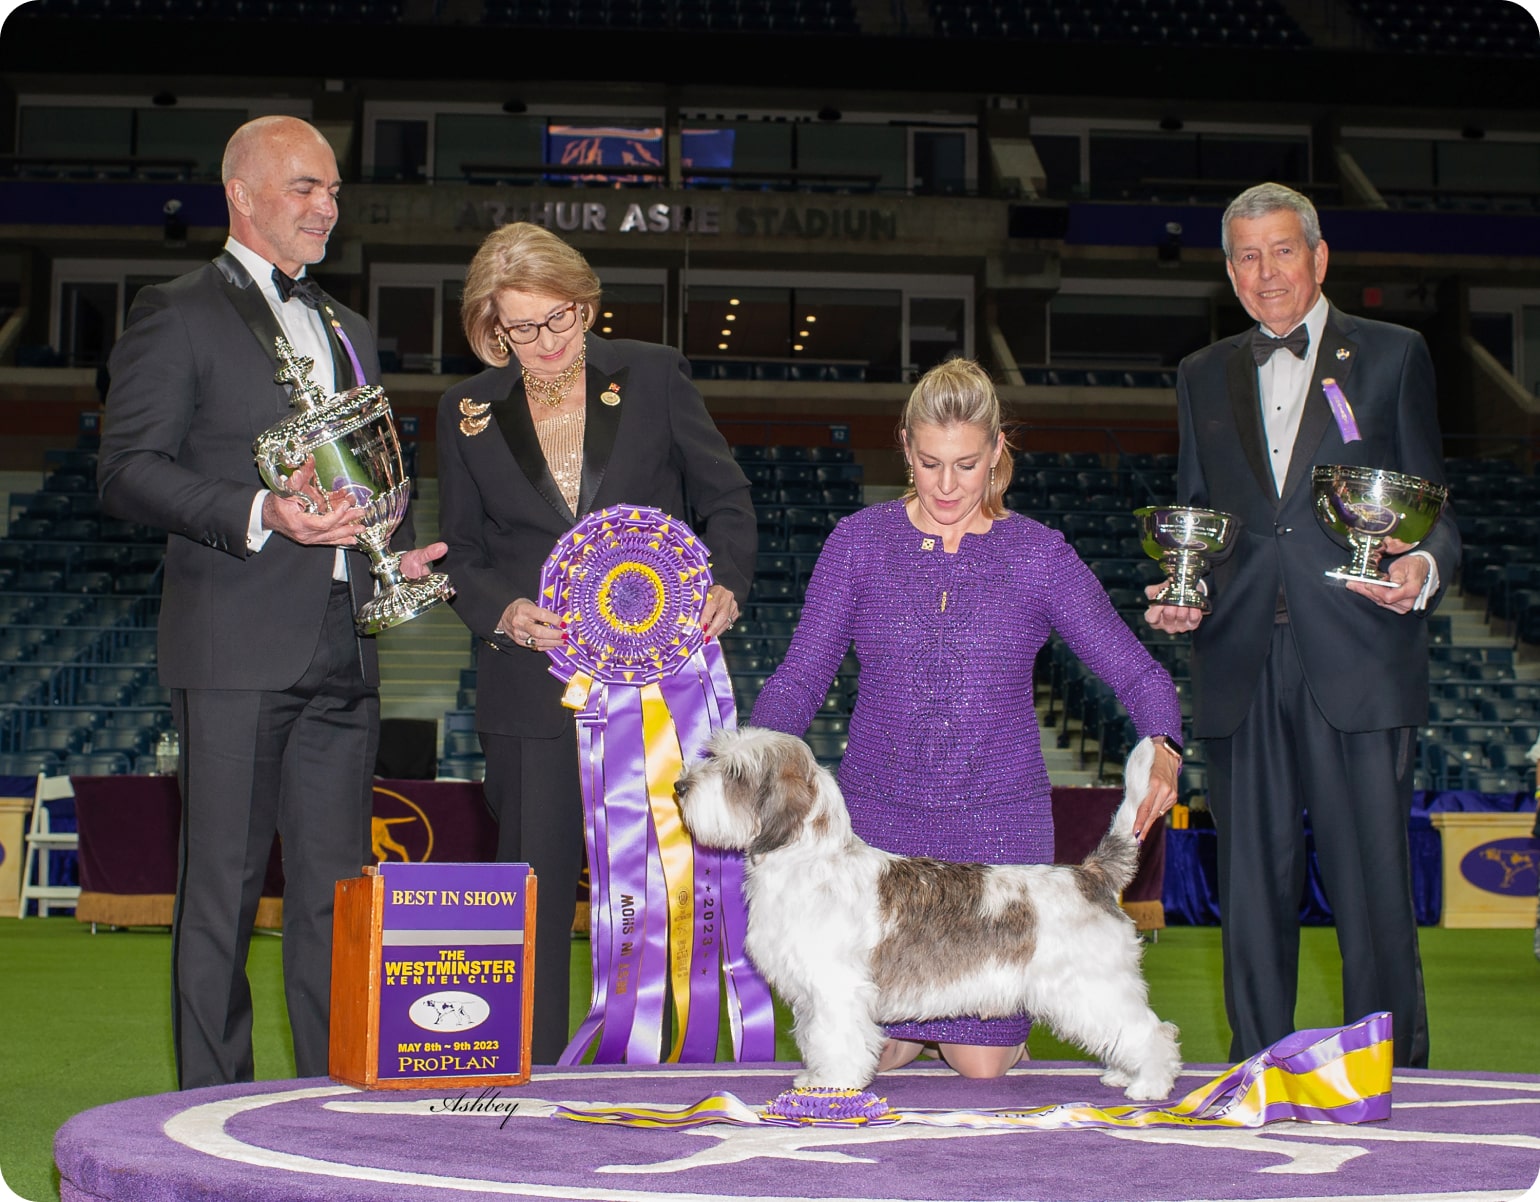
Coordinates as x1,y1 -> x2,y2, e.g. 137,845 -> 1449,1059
556,1013 -> 1393,1130
540,504 -> 776,1066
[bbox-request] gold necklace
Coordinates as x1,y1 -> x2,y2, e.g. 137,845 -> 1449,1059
522,346 -> 587,409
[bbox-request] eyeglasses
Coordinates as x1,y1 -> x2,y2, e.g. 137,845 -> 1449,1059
499,302 -> 581,345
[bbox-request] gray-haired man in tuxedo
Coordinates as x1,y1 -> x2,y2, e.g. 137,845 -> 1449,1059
1146,182 -> 1458,1068
99,115 -> 443,1088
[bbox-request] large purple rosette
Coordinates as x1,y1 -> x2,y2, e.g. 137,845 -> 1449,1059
539,505 -> 775,1065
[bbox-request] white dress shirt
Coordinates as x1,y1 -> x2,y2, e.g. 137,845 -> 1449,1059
1257,292 -> 1330,494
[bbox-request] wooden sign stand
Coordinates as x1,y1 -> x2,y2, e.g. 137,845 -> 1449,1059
330,861 -> 537,1089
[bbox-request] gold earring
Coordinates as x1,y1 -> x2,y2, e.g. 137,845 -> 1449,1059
495,332 -> 511,356
906,462 -> 915,487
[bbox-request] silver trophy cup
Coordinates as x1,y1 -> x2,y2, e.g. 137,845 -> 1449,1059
1312,465 -> 1448,587
1134,506 -> 1239,614
254,337 -> 454,634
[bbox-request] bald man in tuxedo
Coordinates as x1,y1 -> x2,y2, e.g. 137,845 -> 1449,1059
99,115 -> 442,1087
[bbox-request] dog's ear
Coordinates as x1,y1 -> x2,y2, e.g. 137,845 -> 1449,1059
748,740 -> 819,857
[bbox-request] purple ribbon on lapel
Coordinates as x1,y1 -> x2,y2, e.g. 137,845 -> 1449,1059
1321,377 -> 1362,444
326,313 -> 370,389
544,505 -> 775,1066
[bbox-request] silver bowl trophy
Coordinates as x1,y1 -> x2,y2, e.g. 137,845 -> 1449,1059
1134,506 -> 1239,613
1311,465 -> 1448,587
254,337 -> 453,634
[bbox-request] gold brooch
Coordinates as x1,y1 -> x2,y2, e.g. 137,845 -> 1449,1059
459,397 -> 491,437
919,537 -> 936,552
601,381 -> 621,407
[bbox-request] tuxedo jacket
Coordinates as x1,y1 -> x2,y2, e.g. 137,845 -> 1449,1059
1175,304 -> 1460,738
436,334 -> 756,739
98,252 -> 392,691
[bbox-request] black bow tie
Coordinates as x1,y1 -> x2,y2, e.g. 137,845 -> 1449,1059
272,267 -> 325,309
1251,324 -> 1309,365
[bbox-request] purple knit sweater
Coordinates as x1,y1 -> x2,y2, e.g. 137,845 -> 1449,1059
749,500 -> 1181,1046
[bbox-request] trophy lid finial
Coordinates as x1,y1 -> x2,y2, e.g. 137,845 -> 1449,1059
273,336 -> 329,411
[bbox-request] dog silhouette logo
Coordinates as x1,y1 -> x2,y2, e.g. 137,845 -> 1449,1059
408,990 -> 490,1033
1460,838 -> 1539,896
370,786 -> 434,863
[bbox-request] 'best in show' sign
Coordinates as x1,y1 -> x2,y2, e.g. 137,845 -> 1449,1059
330,862 -> 537,1089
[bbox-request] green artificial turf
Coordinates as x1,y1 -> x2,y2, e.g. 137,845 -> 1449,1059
2,918 -> 1537,1202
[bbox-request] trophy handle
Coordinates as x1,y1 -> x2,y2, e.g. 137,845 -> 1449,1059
254,444 -> 329,515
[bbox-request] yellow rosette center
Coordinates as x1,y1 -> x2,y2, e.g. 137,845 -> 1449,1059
596,561 -> 667,636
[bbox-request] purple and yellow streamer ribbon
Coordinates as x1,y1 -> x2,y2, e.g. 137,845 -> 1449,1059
556,1013 -> 1393,1131
543,505 -> 774,1066
658,645 -> 775,1061
639,681 -> 695,1061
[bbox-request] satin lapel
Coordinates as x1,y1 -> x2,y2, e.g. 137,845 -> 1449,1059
211,252 -> 292,421
489,376 -> 575,524
1226,341 -> 1276,502
1279,314 -> 1358,505
577,344 -> 627,517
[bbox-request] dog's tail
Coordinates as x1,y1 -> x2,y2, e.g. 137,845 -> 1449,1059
1078,737 -> 1158,901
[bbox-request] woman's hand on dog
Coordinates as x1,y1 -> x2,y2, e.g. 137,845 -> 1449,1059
1134,750 -> 1181,841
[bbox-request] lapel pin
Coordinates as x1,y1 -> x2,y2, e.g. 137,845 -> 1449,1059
601,381 -> 621,407
1336,348 -> 1350,361
458,397 -> 491,437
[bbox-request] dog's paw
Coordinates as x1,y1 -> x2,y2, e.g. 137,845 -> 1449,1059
1118,1075 -> 1177,1102
1103,1063 -> 1178,1100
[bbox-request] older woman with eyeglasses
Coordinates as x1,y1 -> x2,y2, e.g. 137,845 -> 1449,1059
435,222 -> 756,1063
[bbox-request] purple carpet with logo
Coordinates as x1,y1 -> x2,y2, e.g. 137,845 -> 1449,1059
55,1061 -> 1540,1202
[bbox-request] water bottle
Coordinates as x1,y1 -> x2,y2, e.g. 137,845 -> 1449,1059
154,730 -> 180,776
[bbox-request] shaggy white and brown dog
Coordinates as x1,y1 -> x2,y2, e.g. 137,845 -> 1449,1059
673,728 -> 1182,1099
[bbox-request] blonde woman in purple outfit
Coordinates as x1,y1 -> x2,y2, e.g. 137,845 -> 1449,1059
749,357 -> 1183,1079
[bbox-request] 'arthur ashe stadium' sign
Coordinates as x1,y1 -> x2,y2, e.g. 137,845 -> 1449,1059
454,199 -> 898,241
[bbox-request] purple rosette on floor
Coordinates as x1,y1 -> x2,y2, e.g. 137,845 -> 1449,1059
539,504 -> 775,1065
